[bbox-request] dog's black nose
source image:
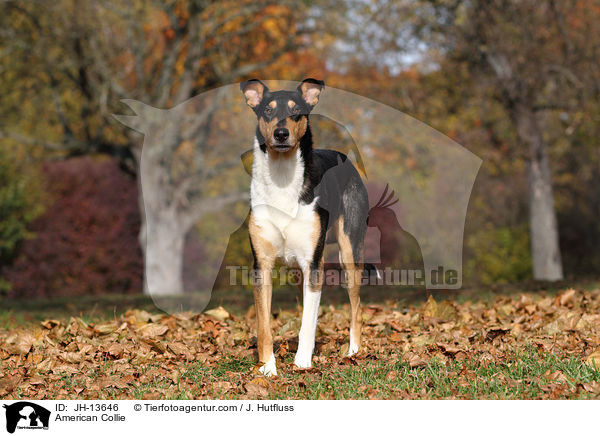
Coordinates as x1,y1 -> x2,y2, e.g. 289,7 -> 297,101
274,128 -> 289,142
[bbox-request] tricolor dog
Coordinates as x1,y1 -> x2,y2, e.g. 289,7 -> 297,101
241,78 -> 369,376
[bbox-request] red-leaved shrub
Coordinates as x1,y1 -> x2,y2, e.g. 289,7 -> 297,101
2,157 -> 143,298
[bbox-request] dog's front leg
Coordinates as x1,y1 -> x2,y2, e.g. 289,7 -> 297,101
253,268 -> 276,376
294,264 -> 323,368
249,214 -> 278,376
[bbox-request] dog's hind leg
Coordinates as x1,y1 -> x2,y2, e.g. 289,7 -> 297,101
336,213 -> 366,357
338,231 -> 362,355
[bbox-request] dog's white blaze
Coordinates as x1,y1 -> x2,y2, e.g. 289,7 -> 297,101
251,138 -> 304,221
250,138 -> 318,270
294,276 -> 321,368
258,353 -> 277,377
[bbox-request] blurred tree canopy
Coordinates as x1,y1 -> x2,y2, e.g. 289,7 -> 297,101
1,0 -> 600,297
330,0 -> 600,284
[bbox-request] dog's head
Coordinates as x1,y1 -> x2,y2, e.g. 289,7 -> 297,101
240,78 -> 324,155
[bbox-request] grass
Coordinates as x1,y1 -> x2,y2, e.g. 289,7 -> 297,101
110,346 -> 599,400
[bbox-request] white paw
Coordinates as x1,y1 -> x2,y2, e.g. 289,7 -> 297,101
347,342 -> 359,356
258,354 -> 277,377
348,328 -> 359,356
293,352 -> 313,368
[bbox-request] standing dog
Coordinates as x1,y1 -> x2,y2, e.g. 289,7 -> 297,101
241,78 -> 369,376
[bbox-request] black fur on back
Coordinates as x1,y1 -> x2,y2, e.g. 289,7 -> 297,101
298,123 -> 369,267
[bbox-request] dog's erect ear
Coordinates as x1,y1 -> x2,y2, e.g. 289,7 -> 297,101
240,79 -> 268,108
297,78 -> 325,107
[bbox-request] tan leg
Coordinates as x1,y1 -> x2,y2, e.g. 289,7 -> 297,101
249,214 -> 277,376
253,271 -> 275,370
336,216 -> 362,356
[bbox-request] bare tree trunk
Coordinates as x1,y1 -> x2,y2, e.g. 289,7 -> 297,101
513,104 -> 564,281
134,147 -> 185,296
143,206 -> 185,295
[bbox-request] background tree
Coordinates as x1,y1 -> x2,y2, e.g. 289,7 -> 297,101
339,0 -> 600,281
2,0 -> 600,298
0,0 -> 338,295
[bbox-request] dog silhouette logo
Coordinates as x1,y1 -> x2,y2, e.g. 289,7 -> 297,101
114,80 -> 481,313
3,402 -> 50,433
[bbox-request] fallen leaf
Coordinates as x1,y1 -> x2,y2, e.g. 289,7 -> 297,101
143,339 -> 166,354
212,381 -> 233,392
167,342 -> 191,358
366,388 -> 380,399
580,381 -> 600,393
6,332 -> 34,355
28,377 -> 46,386
278,318 -> 301,336
125,309 -> 155,324
437,301 -> 459,321
340,356 -> 357,365
556,289 -> 577,306
339,343 -> 349,357
62,351 -> 84,364
406,353 -> 427,368
41,319 -> 61,329
386,371 -> 398,381
94,322 -> 119,335
524,304 -> 537,315
437,343 -> 464,356
0,375 -> 22,393
205,306 -> 230,322
142,391 -> 162,400
585,350 -> 600,368
244,378 -> 269,398
98,377 -> 130,389
423,295 -> 438,318
389,332 -> 404,342
106,343 -> 124,359
136,323 -> 169,338
485,328 -> 508,342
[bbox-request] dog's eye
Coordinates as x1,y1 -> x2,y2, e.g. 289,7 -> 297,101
264,106 -> 274,115
292,106 -> 301,114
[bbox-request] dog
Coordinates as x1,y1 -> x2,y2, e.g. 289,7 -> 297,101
240,78 -> 369,376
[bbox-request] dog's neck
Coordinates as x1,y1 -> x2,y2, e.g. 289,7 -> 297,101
251,120 -> 318,215
252,137 -> 303,186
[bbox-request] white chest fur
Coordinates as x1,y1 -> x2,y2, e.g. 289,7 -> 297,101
250,139 -> 318,271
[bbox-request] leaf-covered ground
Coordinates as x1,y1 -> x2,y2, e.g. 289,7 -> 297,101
1,287 -> 600,399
